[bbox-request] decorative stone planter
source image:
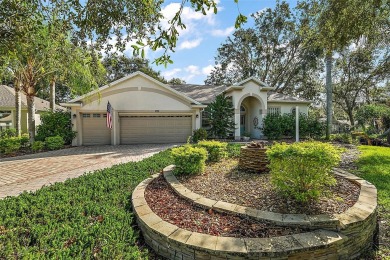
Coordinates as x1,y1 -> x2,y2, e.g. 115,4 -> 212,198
239,146 -> 269,173
132,166 -> 377,260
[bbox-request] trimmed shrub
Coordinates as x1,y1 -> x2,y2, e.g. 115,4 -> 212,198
197,140 -> 227,162
36,110 -> 76,145
262,113 -> 325,140
227,143 -> 241,158
171,145 -> 208,175
0,137 -> 21,154
45,136 -> 64,150
192,128 -> 208,143
266,141 -> 342,202
31,141 -> 45,152
0,128 -> 16,139
20,133 -> 30,147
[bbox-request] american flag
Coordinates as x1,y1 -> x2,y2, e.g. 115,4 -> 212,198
106,101 -> 113,129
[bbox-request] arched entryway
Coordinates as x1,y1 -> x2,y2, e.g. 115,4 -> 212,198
239,96 -> 264,139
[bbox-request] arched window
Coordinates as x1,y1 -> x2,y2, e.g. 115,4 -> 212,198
240,105 -> 246,113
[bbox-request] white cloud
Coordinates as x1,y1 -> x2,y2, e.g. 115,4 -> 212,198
178,38 -> 202,50
211,26 -> 235,37
162,68 -> 182,79
185,65 -> 201,74
202,65 -> 215,75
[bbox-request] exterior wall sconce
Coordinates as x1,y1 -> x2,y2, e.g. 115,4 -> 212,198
196,114 -> 199,118
73,114 -> 77,119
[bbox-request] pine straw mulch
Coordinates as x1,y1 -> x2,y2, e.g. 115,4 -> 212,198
176,159 -> 360,215
145,175 -> 308,238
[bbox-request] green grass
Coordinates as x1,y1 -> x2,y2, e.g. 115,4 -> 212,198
0,149 -> 173,259
356,146 -> 390,257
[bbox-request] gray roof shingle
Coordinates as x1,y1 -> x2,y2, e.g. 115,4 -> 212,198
169,84 -> 227,104
0,85 -> 64,111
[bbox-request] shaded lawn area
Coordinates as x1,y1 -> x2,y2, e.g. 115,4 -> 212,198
0,149 -> 173,259
356,146 -> 390,257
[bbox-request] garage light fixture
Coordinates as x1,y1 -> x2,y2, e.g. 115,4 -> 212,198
73,114 -> 77,119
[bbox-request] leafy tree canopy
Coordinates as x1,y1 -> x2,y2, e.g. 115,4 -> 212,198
102,54 -> 166,83
205,1 -> 323,100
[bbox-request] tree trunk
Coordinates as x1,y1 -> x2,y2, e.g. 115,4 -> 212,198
14,83 -> 21,136
50,79 -> 56,111
26,94 -> 36,143
325,53 -> 333,139
347,109 -> 355,129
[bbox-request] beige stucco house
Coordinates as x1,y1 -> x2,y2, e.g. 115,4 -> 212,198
62,71 -> 311,146
0,85 -> 54,133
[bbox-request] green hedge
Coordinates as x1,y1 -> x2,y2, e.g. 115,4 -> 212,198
266,141 -> 341,202
45,136 -> 65,150
0,149 -> 173,259
197,140 -> 227,162
262,113 -> 324,140
0,137 -> 21,154
31,141 -> 45,152
192,128 -> 208,143
171,145 -> 208,175
36,111 -> 76,145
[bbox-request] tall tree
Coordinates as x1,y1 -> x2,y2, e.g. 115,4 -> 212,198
333,44 -> 390,126
205,1 -> 323,100
299,0 -> 387,139
205,94 -> 235,138
102,54 -> 166,83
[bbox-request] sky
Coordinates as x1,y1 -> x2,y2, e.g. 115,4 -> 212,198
135,0 -> 299,85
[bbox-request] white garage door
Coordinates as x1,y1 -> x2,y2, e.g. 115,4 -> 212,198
82,113 -> 111,145
120,115 -> 192,144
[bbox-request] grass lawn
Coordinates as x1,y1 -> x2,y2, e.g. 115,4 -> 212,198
356,146 -> 390,257
0,149 -> 173,259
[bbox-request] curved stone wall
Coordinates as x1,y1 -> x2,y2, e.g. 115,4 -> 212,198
132,166 -> 377,259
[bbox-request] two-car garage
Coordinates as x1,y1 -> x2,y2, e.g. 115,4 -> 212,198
67,71 -> 204,146
81,113 -> 193,145
119,115 -> 192,144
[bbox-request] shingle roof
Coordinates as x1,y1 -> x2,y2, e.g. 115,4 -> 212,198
267,92 -> 311,103
169,84 -> 227,104
0,85 -> 64,111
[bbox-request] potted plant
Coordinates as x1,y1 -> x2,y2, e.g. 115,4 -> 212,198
242,132 -> 251,141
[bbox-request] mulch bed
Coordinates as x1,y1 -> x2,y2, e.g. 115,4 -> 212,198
177,159 -> 360,215
0,145 -> 72,159
145,175 -> 308,238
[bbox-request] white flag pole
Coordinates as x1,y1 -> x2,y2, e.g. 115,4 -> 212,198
295,106 -> 299,142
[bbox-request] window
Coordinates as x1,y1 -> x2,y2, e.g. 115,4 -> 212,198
291,108 -> 296,114
0,111 -> 11,119
240,105 -> 246,113
267,107 -> 281,115
93,114 -> 101,118
82,114 -> 91,118
201,110 -> 211,128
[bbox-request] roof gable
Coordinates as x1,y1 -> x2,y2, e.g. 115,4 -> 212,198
68,71 -> 202,105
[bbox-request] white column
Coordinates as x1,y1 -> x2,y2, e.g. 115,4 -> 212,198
234,111 -> 240,140
295,106 -> 299,142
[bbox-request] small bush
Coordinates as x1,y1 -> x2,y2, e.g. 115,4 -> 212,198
266,141 -> 342,202
36,111 -> 76,145
197,140 -> 228,162
31,141 -> 45,152
192,128 -> 208,143
20,133 -> 30,147
0,128 -> 16,139
45,136 -> 64,150
171,145 -> 208,175
227,143 -> 241,158
0,137 -> 21,154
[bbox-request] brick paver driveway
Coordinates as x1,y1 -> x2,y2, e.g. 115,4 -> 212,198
0,144 -> 176,199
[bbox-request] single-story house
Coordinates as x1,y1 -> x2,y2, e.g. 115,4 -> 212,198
62,71 -> 311,146
0,85 -> 60,133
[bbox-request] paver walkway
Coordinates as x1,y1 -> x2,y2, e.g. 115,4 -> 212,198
0,144 -> 176,199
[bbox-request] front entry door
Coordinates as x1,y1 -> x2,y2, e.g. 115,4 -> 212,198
240,115 -> 245,135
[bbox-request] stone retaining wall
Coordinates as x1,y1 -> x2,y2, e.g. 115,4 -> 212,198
238,146 -> 269,172
132,166 -> 377,259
